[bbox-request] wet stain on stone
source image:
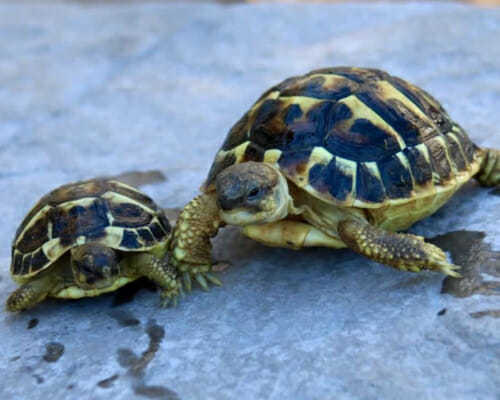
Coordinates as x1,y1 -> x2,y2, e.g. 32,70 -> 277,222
43,342 -> 65,363
117,320 -> 177,397
112,277 -> 156,307
490,187 -> 500,196
27,318 -> 39,329
109,310 -> 140,327
428,230 -> 500,297
104,170 -> 167,188
470,309 -> 500,319
97,374 -> 120,388
134,384 -> 181,399
437,308 -> 447,316
118,319 -> 165,377
117,348 -> 139,368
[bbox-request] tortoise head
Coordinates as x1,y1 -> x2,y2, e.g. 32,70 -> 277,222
70,243 -> 120,290
215,161 -> 291,226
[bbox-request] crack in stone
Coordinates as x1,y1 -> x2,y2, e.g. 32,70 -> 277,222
470,309 -> 500,319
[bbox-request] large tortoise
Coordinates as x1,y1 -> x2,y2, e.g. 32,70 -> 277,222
169,67 -> 500,290
7,179 -> 180,311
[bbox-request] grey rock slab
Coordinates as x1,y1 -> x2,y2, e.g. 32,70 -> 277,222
1,2 -> 500,399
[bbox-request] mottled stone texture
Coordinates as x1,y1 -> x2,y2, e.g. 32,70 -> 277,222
0,2 -> 499,400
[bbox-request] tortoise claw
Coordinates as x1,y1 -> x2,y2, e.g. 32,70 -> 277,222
205,272 -> 222,286
183,272 -> 192,292
436,261 -> 462,278
159,285 -> 180,308
176,264 -> 223,293
160,297 -> 171,308
195,273 -> 209,291
178,282 -> 185,298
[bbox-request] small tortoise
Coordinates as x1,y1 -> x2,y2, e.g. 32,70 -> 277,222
7,179 -> 180,312
169,67 -> 500,289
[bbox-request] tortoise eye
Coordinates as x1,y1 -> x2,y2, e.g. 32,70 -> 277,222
247,187 -> 260,200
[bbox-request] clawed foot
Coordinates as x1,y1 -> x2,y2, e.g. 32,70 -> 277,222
159,280 -> 182,308
421,241 -> 462,278
401,240 -> 462,278
177,263 -> 222,293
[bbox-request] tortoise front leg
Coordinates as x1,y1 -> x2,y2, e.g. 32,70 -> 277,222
169,193 -> 224,292
123,253 -> 181,307
477,147 -> 500,186
6,274 -> 58,312
338,219 -> 461,277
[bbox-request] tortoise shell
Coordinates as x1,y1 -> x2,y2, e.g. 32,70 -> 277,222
11,179 -> 171,279
204,67 -> 481,208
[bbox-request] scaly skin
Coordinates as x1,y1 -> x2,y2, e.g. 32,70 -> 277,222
169,193 -> 224,291
477,148 -> 500,187
6,274 -> 59,312
124,252 -> 180,307
338,219 -> 461,277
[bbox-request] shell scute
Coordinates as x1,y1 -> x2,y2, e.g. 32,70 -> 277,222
249,99 -> 288,149
278,149 -> 313,177
279,74 -> 355,101
356,162 -> 386,203
221,113 -> 250,151
50,198 -> 109,247
309,157 -> 355,201
29,248 -> 51,274
325,117 -> 401,162
426,136 -> 453,183
137,228 -> 155,245
452,125 -> 476,163
150,222 -> 168,241
355,90 -> 429,147
108,200 -> 153,228
388,76 -> 454,133
15,214 -> 50,254
242,142 -> 266,163
12,252 -> 23,275
403,145 -> 433,187
444,133 -> 467,172
378,154 -> 414,199
119,230 -> 142,249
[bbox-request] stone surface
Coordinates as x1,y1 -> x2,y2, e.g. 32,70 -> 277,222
1,2 -> 500,399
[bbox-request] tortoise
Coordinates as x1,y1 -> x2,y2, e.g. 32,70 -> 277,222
7,179 -> 180,312
169,66 -> 500,289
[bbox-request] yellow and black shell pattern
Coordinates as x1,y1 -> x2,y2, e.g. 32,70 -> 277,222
204,67 -> 480,207
11,179 -> 171,279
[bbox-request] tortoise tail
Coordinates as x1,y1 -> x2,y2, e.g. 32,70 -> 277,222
476,148 -> 500,187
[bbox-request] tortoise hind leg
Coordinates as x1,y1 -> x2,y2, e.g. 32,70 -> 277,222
338,219 -> 461,277
6,274 -> 57,312
476,148 -> 500,187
